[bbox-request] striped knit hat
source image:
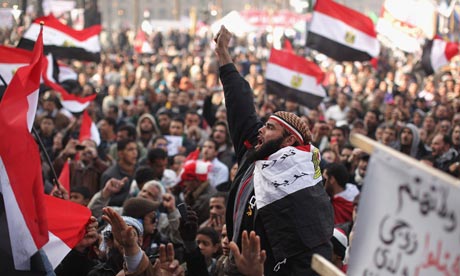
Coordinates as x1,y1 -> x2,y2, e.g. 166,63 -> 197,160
270,111 -> 312,145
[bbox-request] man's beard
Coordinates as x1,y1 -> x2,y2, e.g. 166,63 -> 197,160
247,136 -> 284,163
140,128 -> 153,135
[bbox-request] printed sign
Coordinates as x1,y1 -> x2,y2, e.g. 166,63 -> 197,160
348,148 -> 460,275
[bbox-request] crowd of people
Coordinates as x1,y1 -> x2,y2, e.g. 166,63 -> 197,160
2,9 -> 460,275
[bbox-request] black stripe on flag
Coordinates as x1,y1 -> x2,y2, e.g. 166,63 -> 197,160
306,32 -> 372,62
18,39 -> 100,62
266,80 -> 324,109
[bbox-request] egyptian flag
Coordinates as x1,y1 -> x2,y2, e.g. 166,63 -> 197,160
253,145 -> 333,262
265,48 -> 326,109
306,0 -> 380,61
45,79 -> 96,113
58,159 -> 71,192
0,46 -> 55,98
58,61 -> 78,83
42,195 -> 90,268
18,14 -> 101,62
134,29 -> 153,54
0,45 -> 95,113
421,37 -> 459,75
0,25 -> 48,270
79,109 -> 100,145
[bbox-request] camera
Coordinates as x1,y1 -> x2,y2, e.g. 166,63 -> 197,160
76,144 -> 86,151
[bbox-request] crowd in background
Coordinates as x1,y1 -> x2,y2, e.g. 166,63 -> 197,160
2,14 -> 460,274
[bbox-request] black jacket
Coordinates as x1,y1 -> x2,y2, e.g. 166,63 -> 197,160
220,64 -> 333,275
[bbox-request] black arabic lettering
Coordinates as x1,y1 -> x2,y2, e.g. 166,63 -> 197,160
378,215 -> 418,255
397,181 -> 457,233
373,247 -> 404,274
271,172 -> 309,188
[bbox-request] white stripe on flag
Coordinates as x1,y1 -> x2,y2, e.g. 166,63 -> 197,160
431,39 -> 449,72
61,100 -> 91,113
26,89 -> 39,132
41,231 -> 72,269
0,157 -> 38,270
24,24 -> 100,53
254,146 -> 322,209
0,64 -> 25,84
266,63 -> 326,97
90,121 -> 101,146
311,12 -> 380,57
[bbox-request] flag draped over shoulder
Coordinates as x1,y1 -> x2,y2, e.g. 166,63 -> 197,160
422,37 -> 460,75
265,48 -> 326,109
0,26 -> 48,270
253,145 -> 333,261
18,14 -> 101,62
306,0 -> 380,61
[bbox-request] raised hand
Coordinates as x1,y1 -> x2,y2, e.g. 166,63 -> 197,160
152,243 -> 184,276
229,231 -> 266,276
102,207 -> 139,256
162,193 -> 176,213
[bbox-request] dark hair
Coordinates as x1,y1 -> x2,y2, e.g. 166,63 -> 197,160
70,186 -> 90,199
197,227 -> 220,245
134,166 -> 155,189
211,191 -> 228,205
204,139 -> 218,150
152,135 -> 167,144
147,148 -> 168,163
325,163 -> 349,188
171,116 -> 185,126
118,124 -> 137,139
102,117 -> 116,128
118,139 -> 136,151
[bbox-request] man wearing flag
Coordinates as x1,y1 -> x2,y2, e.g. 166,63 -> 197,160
215,25 -> 334,275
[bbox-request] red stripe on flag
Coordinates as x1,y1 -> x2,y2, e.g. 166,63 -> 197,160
0,46 -> 33,63
268,48 -> 324,84
79,110 -> 93,142
314,0 -> 377,38
44,195 -> 90,249
444,41 -> 460,61
0,26 -> 48,266
58,159 -> 71,192
33,14 -> 101,41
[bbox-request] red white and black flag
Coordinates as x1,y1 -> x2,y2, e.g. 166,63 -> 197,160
306,0 -> 380,62
265,48 -> 326,109
0,25 -> 91,272
421,37 -> 460,75
0,45 -> 95,113
18,14 -> 101,62
0,24 -> 48,270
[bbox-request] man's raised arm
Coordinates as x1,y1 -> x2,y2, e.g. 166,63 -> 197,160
214,26 -> 261,161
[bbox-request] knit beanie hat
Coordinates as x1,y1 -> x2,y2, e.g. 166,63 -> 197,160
270,111 -> 312,145
122,197 -> 160,219
180,160 -> 212,183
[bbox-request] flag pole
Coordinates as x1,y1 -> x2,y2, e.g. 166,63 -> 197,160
31,128 -> 60,187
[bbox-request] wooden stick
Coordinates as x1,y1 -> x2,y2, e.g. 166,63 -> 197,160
350,133 -> 460,187
311,254 -> 346,276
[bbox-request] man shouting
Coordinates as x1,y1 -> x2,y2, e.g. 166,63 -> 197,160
215,26 -> 334,275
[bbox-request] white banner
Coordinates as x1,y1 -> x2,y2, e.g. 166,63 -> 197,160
348,148 -> 460,275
